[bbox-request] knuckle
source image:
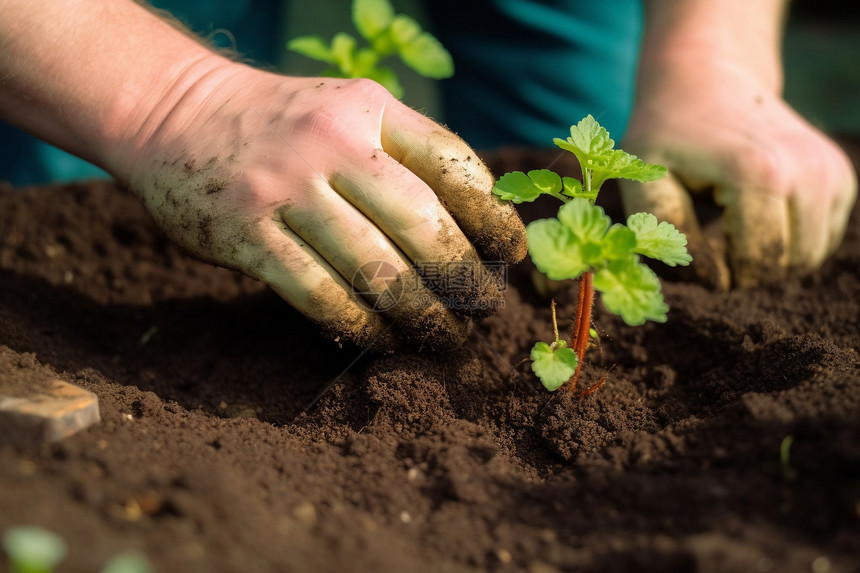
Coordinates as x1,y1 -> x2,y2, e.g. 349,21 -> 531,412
734,146 -> 790,196
341,77 -> 391,99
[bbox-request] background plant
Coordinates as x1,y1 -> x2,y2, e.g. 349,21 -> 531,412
493,115 -> 692,392
287,0 -> 453,99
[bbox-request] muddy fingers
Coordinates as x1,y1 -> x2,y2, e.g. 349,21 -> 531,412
380,102 -> 528,266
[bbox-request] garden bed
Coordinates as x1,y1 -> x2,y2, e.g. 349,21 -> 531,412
1,141 -> 858,572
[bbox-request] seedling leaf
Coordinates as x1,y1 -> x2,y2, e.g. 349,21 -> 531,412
561,176 -> 584,198
527,169 -> 562,195
588,150 -> 667,190
102,552 -> 154,573
365,65 -> 403,98
399,32 -> 454,78
352,0 -> 394,40
389,14 -> 421,46
600,224 -> 637,262
526,219 -> 590,280
530,341 -> 579,391
553,115 -> 615,163
557,198 -> 610,243
289,0 -> 451,98
492,171 -> 543,203
330,33 -> 358,75
3,526 -> 68,573
352,48 -> 381,78
287,36 -> 334,64
627,212 -> 692,267
553,115 -> 667,191
593,259 -> 668,325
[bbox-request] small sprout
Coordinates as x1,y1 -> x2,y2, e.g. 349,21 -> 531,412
530,341 -> 578,391
2,527 -> 154,573
780,435 -> 796,482
288,0 -> 453,98
493,115 -> 692,393
3,526 -> 67,573
529,300 -> 578,391
102,552 -> 153,573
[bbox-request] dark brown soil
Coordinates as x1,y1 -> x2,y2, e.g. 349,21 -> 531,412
1,142 -> 859,573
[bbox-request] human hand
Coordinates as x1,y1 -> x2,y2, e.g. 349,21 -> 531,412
620,59 -> 857,289
119,64 -> 526,350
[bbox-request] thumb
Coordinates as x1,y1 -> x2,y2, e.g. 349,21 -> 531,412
620,173 -> 731,290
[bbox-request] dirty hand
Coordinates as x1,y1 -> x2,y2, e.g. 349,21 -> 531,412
621,62 -> 856,288
619,0 -> 857,289
116,64 -> 526,350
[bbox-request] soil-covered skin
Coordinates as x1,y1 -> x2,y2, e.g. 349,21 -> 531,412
1,142 -> 859,573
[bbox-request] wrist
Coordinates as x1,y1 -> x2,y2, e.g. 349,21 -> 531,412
640,0 -> 786,97
102,53 -> 242,182
0,0 -> 247,182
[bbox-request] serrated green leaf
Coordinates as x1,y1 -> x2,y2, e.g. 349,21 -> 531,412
331,33 -> 357,75
604,150 -> 667,181
556,198 -> 610,243
530,341 -> 579,391
527,169 -> 562,195
493,171 -> 541,203
287,36 -> 335,64
398,32 -> 454,78
554,115 -> 615,161
593,259 -> 669,325
366,65 -> 403,98
589,149 -> 667,190
526,219 -> 590,280
352,0 -> 394,40
561,176 -> 583,197
601,224 -> 637,262
389,14 -> 421,46
553,115 -> 667,192
627,212 -> 692,267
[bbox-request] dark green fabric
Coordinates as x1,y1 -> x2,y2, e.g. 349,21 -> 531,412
426,0 -> 643,149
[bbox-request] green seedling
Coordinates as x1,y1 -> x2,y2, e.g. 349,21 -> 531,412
3,526 -> 152,573
287,0 -> 453,98
493,115 -> 692,393
780,435 -> 796,482
3,526 -> 66,573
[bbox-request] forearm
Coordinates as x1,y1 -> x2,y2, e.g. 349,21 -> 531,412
640,0 -> 788,95
0,0 -> 235,181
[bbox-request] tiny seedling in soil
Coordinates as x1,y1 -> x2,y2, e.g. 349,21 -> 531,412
780,435 -> 797,482
3,526 -> 153,573
493,115 -> 692,394
287,0 -> 453,98
3,526 -> 65,573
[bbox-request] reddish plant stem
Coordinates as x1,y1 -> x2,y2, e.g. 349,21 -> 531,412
568,271 -> 594,392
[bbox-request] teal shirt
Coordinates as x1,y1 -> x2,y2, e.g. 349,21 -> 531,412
427,0 -> 643,149
0,0 -> 642,185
